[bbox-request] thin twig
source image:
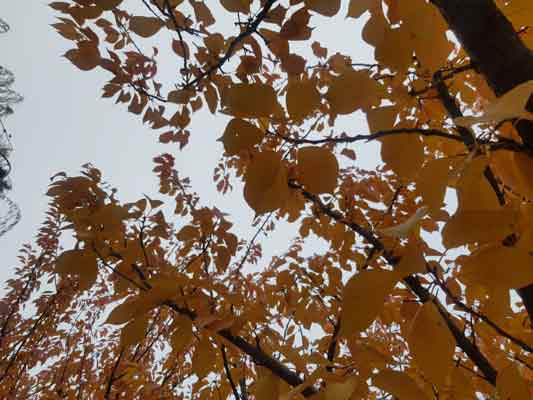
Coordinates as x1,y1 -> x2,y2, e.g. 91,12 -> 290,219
222,345 -> 241,400
183,0 -> 278,89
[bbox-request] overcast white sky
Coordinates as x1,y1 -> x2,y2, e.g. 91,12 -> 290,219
1,1 -> 376,288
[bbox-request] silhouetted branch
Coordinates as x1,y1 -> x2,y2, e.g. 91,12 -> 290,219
183,0 -> 278,89
273,127 -> 464,145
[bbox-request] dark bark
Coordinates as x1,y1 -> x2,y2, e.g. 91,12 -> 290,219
430,0 -> 533,96
430,0 -> 533,323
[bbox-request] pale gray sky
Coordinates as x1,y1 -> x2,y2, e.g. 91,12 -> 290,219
1,1 -> 376,287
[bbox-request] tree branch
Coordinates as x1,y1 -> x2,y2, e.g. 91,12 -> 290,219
272,127 -> 463,145
290,182 -> 498,385
183,0 -> 278,89
429,267 -> 532,353
163,300 -> 318,397
221,345 -> 241,400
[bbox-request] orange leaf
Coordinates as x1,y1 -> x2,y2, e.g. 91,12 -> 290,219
129,16 -> 163,38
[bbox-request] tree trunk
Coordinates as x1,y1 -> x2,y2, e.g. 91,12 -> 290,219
430,0 -> 533,321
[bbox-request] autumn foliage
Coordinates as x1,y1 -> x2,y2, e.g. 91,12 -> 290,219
2,0 -> 533,399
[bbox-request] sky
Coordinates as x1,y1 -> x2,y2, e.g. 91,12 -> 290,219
0,1 -> 376,288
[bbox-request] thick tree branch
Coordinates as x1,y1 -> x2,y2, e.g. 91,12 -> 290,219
96,247 -> 314,396
430,0 -> 533,323
429,267 -> 532,353
163,301 -> 317,397
429,0 -> 533,97
290,182 -> 498,384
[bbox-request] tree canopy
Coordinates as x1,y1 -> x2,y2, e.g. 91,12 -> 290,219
1,0 -> 532,399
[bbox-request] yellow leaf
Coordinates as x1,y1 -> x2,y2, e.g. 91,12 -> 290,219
366,106 -> 397,132
99,0 -> 124,10
204,83 -> 218,114
362,8 -> 413,71
286,78 -> 321,121
55,249 -> 98,291
322,376 -> 358,400
455,80 -> 533,126
442,208 -> 519,248
416,158 -> 451,211
255,373 -> 282,400
281,53 -> 306,76
220,0 -> 251,13
129,16 -> 163,38
348,340 -> 392,374
461,245 -> 533,290
456,156 -> 500,211
153,0 -> 183,7
305,0 -> 341,17
372,369 -> 429,400
347,0 -> 378,19
340,270 -> 398,337
192,336 -> 215,379
280,8 -> 312,41
120,314 -> 148,347
490,151 -> 516,194
380,134 -> 425,179
280,368 -> 325,400
171,315 -> 193,353
375,26 -> 413,72
496,363 -> 530,400
144,274 -> 181,306
297,147 -> 339,194
378,206 -> 429,238
222,83 -> 279,118
511,152 -> 533,200
219,118 -> 265,155
408,302 -> 455,387
78,264 -> 98,292
244,151 -> 289,214
64,42 -> 100,71
326,70 -> 381,115
398,0 -> 453,72
106,298 -> 142,325
396,241 -> 426,277
191,1 -> 215,26
447,367 -> 476,399
177,225 -> 198,241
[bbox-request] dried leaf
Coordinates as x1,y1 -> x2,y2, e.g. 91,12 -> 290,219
379,206 -> 429,238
